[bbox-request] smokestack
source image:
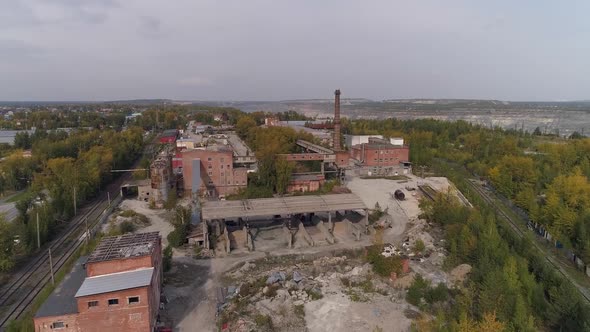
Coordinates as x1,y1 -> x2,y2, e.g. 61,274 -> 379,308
333,89 -> 341,151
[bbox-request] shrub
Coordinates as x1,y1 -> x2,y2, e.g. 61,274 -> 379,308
366,245 -> 403,277
163,245 -> 173,272
305,289 -> 323,300
406,274 -> 430,307
254,314 -> 274,330
414,239 -> 426,254
119,221 -> 136,234
167,227 -> 187,248
294,304 -> 305,318
119,210 -> 137,218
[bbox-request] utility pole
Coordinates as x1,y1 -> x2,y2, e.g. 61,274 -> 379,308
48,248 -> 55,286
36,212 -> 40,249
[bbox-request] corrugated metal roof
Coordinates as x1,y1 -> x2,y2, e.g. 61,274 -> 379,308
75,267 -> 154,298
201,193 -> 367,220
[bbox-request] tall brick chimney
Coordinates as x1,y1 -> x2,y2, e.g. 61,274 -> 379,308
333,89 -> 341,151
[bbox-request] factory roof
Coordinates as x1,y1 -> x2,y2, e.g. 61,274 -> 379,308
161,129 -> 178,137
75,267 -> 154,298
87,232 -> 160,264
35,257 -> 88,318
201,193 -> 367,220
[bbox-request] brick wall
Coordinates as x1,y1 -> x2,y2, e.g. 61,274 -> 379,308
182,149 -> 247,197
86,255 -> 152,277
34,313 -> 78,332
351,145 -> 409,167
76,287 -> 151,332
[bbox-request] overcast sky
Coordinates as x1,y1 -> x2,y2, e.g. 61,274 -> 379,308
1,0 -> 589,101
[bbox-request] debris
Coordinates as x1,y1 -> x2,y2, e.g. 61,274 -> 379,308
266,271 -> 286,285
293,271 -> 303,283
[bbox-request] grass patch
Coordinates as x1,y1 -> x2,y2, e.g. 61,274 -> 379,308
5,190 -> 30,203
254,314 -> 274,331
345,288 -> 369,302
294,304 -> 305,318
119,209 -> 138,218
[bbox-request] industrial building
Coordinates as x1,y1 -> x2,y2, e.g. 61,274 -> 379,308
34,232 -> 162,332
349,137 -> 411,175
200,193 -> 369,253
158,129 -> 178,145
181,146 -> 249,198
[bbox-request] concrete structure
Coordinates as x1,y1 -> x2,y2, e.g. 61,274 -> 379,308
389,137 -> 404,146
344,134 -> 384,148
34,232 -> 162,332
201,194 -> 368,253
350,137 -> 410,175
287,174 -> 325,193
150,154 -> 174,208
181,147 -> 248,197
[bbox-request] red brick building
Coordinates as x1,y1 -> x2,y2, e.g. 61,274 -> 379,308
350,137 -> 410,175
181,148 -> 248,197
287,174 -> 325,193
158,129 -> 178,145
34,232 -> 162,332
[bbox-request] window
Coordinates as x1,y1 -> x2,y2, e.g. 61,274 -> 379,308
227,164 -> 230,169
208,171 -> 212,176
208,164 -> 212,169
87,301 -> 99,308
51,322 -> 65,329
108,298 -> 119,306
221,164 -> 224,169
128,296 -> 140,305
220,158 -> 224,162
207,157 -> 212,161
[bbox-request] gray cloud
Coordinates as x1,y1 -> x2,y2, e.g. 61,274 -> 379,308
1,1 -> 590,101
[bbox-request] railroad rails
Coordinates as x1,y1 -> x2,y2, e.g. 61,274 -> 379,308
466,180 -> 590,303
0,175 -> 127,329
417,184 -> 437,201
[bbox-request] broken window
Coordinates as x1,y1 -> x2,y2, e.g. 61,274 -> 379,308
87,301 -> 99,308
51,322 -> 65,329
128,296 -> 140,305
108,298 -> 119,306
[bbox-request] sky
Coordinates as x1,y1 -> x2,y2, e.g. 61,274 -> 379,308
1,0 -> 590,101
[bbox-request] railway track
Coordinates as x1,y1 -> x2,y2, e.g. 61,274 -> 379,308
466,180 -> 590,303
0,175 -> 127,329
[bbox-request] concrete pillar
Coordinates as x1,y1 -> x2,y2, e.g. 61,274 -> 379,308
364,209 -> 369,234
321,162 -> 325,175
298,222 -> 315,246
283,226 -> 293,248
223,225 -> 231,253
246,226 -> 254,251
215,221 -> 221,237
202,222 -> 209,249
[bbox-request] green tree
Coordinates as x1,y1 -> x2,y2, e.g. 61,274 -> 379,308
0,218 -> 16,271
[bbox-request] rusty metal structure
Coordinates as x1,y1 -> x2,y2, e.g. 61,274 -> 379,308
333,89 -> 342,151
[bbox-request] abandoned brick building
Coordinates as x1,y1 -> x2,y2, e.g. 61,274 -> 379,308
34,232 -> 162,332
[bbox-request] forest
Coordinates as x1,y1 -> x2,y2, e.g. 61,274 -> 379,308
343,118 -> 590,261
0,127 -> 145,271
